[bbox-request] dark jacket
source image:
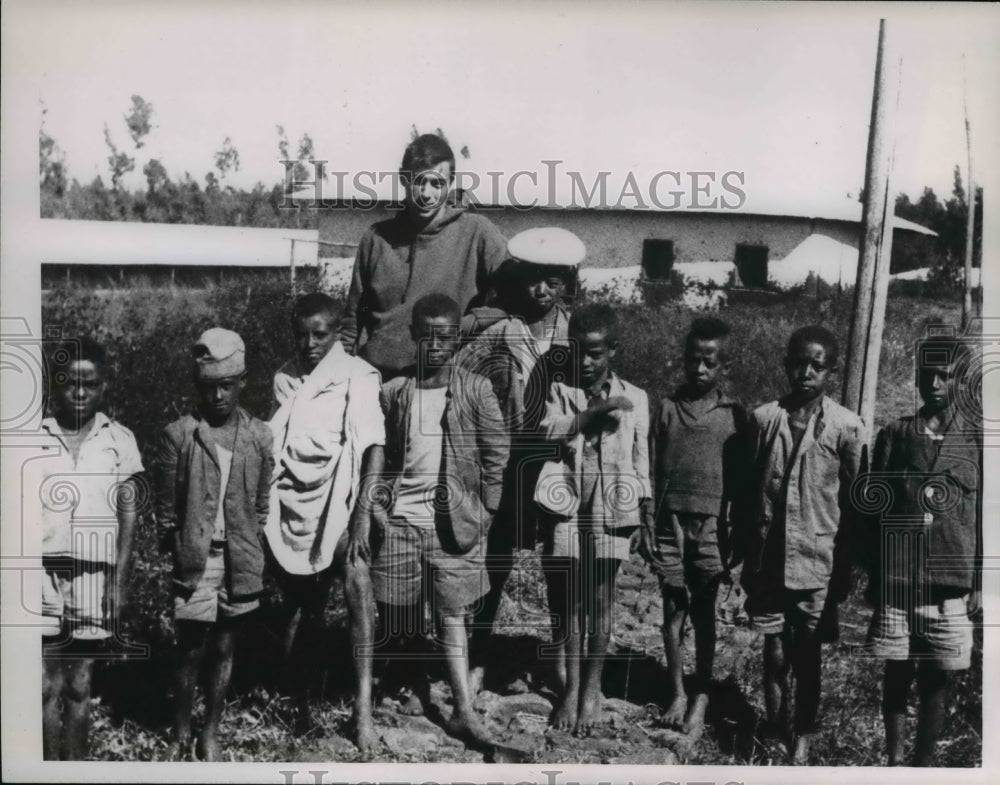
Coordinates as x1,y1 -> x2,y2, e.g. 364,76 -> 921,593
862,409 -> 981,594
153,407 -> 274,601
341,205 -> 507,376
380,368 -> 509,553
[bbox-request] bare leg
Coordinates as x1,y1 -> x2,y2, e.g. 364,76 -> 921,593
376,600 -> 427,716
791,635 -> 821,765
169,621 -> 207,761
281,570 -> 336,734
62,657 -> 95,760
685,582 -> 719,736
340,551 -> 376,751
913,663 -> 949,767
576,556 -> 620,736
762,632 -> 790,736
660,586 -> 688,729
439,611 -> 493,749
883,659 -> 915,766
43,655 -> 64,760
544,556 -> 579,730
196,619 -> 237,762
470,528 -> 515,692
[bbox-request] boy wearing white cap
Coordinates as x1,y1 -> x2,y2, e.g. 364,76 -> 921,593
153,328 -> 274,761
459,227 -> 583,692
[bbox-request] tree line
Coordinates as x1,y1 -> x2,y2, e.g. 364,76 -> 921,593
40,95 -> 981,291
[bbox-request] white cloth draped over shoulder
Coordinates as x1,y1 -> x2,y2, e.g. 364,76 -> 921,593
265,342 -> 385,575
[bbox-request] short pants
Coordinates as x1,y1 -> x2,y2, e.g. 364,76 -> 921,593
866,593 -> 973,671
370,518 -> 487,614
174,544 -> 259,623
747,584 -> 830,638
542,517 -> 635,563
649,511 -> 724,594
42,557 -> 107,637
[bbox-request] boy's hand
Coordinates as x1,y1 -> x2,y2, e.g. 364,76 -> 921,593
601,396 -> 634,414
967,590 -> 982,616
347,505 -> 381,565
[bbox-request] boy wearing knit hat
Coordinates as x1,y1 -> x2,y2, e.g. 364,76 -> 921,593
153,328 -> 274,761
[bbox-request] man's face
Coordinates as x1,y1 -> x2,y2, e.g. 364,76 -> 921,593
404,160 -> 452,222
918,363 -> 956,412
576,330 -> 615,388
784,341 -> 834,403
412,315 -> 460,370
684,338 -> 727,395
195,375 -> 245,423
53,359 -> 104,427
519,266 -> 567,318
294,312 -> 338,373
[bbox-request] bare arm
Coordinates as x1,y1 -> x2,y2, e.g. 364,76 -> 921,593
346,444 -> 386,565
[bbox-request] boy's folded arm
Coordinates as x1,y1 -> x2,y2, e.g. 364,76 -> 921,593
476,380 -> 510,512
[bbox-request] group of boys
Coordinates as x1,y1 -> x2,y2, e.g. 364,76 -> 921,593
39,141 -> 981,768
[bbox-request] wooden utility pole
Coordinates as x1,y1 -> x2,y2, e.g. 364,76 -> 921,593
843,19 -> 901,431
963,60 -> 975,328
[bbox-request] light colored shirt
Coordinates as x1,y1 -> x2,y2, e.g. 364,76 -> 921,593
212,444 -> 233,541
33,413 -> 144,564
393,386 -> 448,527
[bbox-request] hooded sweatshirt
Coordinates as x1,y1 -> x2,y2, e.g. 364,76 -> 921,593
340,204 -> 507,375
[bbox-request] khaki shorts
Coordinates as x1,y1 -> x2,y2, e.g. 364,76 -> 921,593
174,544 -> 259,623
650,511 -> 724,594
747,585 -> 829,637
371,518 -> 487,614
42,558 -> 106,636
866,596 -> 973,671
543,518 -> 635,563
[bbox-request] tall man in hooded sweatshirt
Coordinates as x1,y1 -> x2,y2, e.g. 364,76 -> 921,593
340,134 -> 507,380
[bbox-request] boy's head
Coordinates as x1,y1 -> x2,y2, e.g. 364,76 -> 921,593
292,292 -> 339,373
569,304 -> 618,388
191,328 -> 246,424
683,317 -> 731,395
916,336 -> 970,413
49,337 -> 107,428
784,325 -> 839,403
400,134 -> 455,224
410,293 -> 462,371
502,227 -> 584,319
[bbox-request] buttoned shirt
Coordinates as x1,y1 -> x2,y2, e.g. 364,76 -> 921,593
745,396 -> 866,590
540,373 -> 652,530
35,413 -> 144,564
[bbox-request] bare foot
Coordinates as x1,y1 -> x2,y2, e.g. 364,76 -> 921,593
792,733 -> 812,765
660,695 -> 687,730
195,733 -> 219,762
574,690 -> 603,737
445,711 -> 494,752
682,692 -> 709,738
351,706 -> 377,752
549,695 -> 578,731
396,687 -> 425,717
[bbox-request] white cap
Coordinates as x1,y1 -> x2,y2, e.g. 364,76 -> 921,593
507,227 -> 585,268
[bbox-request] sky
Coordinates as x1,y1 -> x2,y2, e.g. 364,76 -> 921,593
14,1 -> 1000,212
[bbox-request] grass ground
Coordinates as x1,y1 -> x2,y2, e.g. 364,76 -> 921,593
41,281 -> 978,765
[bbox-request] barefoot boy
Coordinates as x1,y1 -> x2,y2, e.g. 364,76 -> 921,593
153,329 -> 274,761
39,338 -> 144,759
640,317 -> 748,736
459,227 -> 582,692
739,325 -> 865,764
538,304 -> 652,736
370,293 -> 508,749
265,293 -> 385,749
863,335 -> 980,766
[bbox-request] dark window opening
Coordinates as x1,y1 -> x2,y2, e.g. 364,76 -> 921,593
642,239 -> 675,281
734,244 -> 769,288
